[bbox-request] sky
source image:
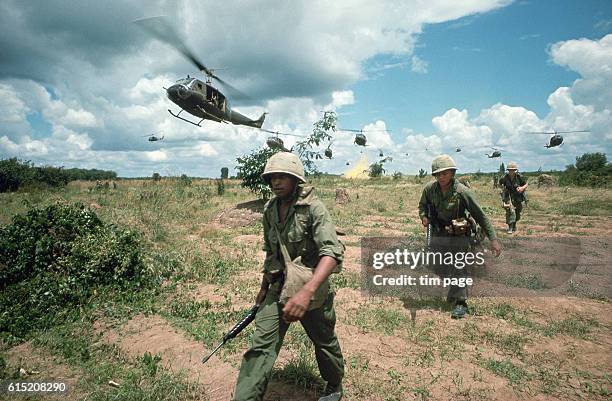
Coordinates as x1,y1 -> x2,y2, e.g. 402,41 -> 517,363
0,0 -> 610,177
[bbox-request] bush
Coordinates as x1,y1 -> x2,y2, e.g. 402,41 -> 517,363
236,147 -> 280,198
0,202 -> 148,341
559,152 -> 611,187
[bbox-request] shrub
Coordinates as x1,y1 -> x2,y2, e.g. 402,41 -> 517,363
559,153 -> 611,187
0,202 -> 148,341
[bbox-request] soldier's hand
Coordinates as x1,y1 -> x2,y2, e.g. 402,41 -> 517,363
421,217 -> 429,227
490,239 -> 502,257
282,288 -> 313,323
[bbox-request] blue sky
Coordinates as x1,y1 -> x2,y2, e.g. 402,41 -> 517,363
0,0 -> 610,177
343,0 -> 609,135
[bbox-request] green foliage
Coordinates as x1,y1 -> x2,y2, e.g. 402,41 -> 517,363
392,171 -> 403,180
499,162 -> 505,173
236,147 -> 280,198
368,162 -> 385,177
220,167 -> 229,179
152,172 -> 161,181
235,112 -> 336,197
179,174 -> 192,186
559,152 -> 611,187
292,111 -> 336,176
418,168 -> 427,178
216,178 -> 225,195
0,202 -> 148,341
0,158 -> 116,193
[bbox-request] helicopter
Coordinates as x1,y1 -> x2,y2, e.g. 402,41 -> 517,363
455,146 -> 462,153
324,141 -> 334,159
337,128 -> 391,147
143,134 -> 164,142
264,129 -> 306,152
523,130 -> 590,148
485,147 -> 503,158
135,16 -> 266,129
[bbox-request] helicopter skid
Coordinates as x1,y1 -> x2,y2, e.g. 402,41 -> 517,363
195,105 -> 228,124
168,109 -> 204,127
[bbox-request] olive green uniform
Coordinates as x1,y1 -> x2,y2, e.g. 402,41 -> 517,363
233,186 -> 344,401
499,173 -> 527,225
418,178 -> 497,302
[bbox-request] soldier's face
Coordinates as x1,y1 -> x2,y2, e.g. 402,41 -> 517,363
435,169 -> 454,187
270,173 -> 297,199
508,169 -> 517,178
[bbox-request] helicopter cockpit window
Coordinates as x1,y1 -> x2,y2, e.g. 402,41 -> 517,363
176,78 -> 195,86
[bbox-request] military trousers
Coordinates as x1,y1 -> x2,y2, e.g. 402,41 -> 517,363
505,198 -> 523,225
232,289 -> 344,401
430,236 -> 471,304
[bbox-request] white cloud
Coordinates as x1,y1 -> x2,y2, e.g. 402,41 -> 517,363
411,55 -> 428,74
331,91 -> 355,108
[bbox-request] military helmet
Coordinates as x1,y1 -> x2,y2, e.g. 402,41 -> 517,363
507,161 -> 519,170
261,152 -> 305,184
431,154 -> 457,175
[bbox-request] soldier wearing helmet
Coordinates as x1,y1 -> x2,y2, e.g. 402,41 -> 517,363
233,152 -> 345,401
418,155 -> 502,319
499,161 -> 528,234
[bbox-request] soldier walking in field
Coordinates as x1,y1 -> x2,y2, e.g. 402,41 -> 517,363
233,152 -> 345,401
419,155 -> 502,319
499,162 -> 528,234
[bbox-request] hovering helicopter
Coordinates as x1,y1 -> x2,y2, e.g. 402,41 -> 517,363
264,130 -> 304,152
337,128 -> 391,147
379,149 -> 384,157
455,146 -> 462,153
523,130 -> 590,148
324,141 -> 334,159
135,16 -> 266,129
485,147 -> 503,158
143,134 -> 164,142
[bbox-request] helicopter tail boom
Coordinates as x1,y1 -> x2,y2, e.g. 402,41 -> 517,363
252,112 -> 267,128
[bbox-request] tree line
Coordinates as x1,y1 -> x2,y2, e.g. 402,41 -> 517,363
0,158 -> 117,192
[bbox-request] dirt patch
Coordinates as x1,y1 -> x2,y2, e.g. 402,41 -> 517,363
5,342 -> 84,400
214,202 -> 263,229
101,314 -> 239,401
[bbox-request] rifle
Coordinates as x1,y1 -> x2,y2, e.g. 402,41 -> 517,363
202,304 -> 259,364
426,203 -> 435,250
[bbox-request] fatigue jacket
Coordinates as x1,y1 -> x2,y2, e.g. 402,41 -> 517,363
418,178 -> 497,240
499,173 -> 527,203
262,185 -> 344,276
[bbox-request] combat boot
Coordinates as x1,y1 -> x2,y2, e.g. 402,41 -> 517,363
318,384 -> 342,401
506,224 -> 514,234
512,222 -> 517,232
451,303 -> 467,319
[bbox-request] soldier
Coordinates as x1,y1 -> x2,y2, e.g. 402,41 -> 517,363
233,152 -> 345,401
419,155 -> 502,319
499,162 -> 528,234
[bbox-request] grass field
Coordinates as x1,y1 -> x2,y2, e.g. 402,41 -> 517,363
1,175 -> 610,401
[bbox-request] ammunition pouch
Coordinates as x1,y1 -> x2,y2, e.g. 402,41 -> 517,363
444,217 -> 470,236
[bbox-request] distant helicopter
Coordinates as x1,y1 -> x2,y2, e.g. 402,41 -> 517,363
379,149 -> 384,157
485,147 -> 503,158
324,141 -> 334,159
264,130 -> 305,152
135,16 -> 266,129
337,128 -> 391,147
523,130 -> 590,148
143,134 -> 164,142
455,146 -> 462,153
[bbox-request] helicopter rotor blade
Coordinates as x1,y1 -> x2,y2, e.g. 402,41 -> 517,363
523,131 -> 555,135
259,128 -> 305,137
337,128 -> 392,133
555,130 -> 590,134
134,16 -> 251,101
134,17 -> 211,73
